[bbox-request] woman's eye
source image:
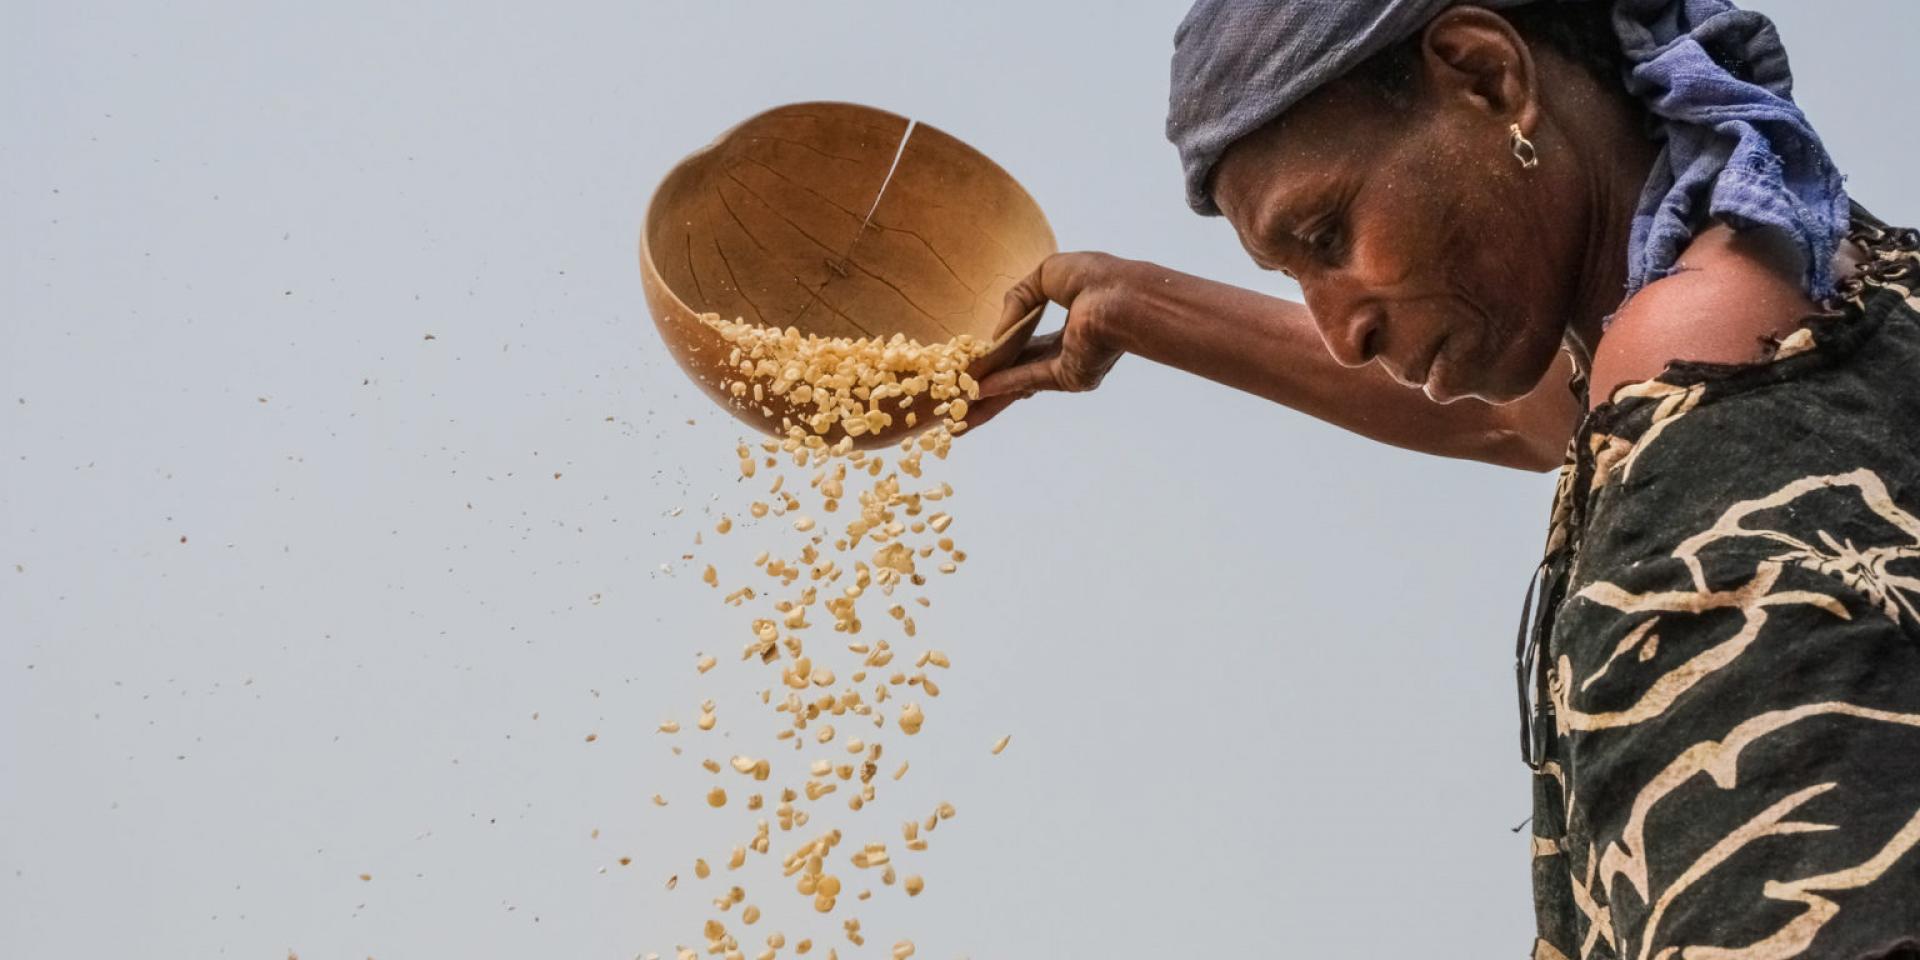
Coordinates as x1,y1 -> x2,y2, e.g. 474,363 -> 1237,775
1306,223 -> 1341,254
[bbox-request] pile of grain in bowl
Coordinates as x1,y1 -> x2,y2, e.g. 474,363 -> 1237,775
642,314 -> 1007,960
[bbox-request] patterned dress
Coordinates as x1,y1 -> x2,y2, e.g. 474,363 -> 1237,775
1524,210 -> 1920,960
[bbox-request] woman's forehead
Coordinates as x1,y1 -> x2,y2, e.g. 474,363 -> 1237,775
1212,101 -> 1371,220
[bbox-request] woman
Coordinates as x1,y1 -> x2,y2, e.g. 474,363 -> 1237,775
977,2 -> 1920,957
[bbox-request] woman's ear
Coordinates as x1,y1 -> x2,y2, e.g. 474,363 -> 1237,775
1418,7 -> 1540,128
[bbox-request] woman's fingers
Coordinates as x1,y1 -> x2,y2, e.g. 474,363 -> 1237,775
1016,329 -> 1063,358
957,390 -> 1022,431
996,264 -> 1051,339
959,339 -> 1062,429
978,355 -> 1065,399
975,252 -> 1125,417
995,253 -> 1096,338
975,326 -> 1067,393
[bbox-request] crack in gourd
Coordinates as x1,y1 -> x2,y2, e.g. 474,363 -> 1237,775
793,120 -> 918,328
684,233 -> 709,306
714,184 -> 771,255
711,239 -> 767,326
721,170 -> 848,260
736,155 -> 980,296
748,134 -> 863,165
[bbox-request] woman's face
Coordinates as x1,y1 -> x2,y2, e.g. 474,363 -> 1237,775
1211,77 -> 1584,404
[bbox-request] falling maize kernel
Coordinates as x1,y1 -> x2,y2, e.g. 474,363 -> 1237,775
664,317 -> 994,951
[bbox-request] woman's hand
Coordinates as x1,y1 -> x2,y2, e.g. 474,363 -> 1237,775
970,253 -> 1135,426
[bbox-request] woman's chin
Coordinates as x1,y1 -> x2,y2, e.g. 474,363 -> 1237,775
1422,378 -> 1463,404
1428,372 -> 1523,406
1421,352 -> 1469,404
1448,353 -> 1565,406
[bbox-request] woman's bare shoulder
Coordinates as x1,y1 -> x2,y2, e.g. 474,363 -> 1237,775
1588,224 -> 1821,411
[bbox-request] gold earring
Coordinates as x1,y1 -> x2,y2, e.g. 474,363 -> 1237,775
1509,123 -> 1540,170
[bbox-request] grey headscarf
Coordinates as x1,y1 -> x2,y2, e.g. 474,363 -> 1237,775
1166,0 -> 1850,299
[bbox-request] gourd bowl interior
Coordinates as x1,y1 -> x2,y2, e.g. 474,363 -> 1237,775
640,101 -> 1056,447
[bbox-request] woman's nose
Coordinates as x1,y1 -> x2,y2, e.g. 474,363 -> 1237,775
1309,294 -> 1381,369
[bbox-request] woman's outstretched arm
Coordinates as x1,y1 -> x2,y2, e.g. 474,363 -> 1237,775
975,253 -> 1581,472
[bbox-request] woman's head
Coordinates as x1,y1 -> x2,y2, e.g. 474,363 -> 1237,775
1207,5 -> 1647,403
1171,0 -> 1849,404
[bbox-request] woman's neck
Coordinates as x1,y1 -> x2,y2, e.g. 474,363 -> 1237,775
1562,122 -> 1659,380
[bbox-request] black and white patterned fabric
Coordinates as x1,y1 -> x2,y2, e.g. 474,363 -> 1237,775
1523,210 -> 1920,959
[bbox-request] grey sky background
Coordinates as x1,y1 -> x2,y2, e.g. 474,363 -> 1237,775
5,2 -> 1916,957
